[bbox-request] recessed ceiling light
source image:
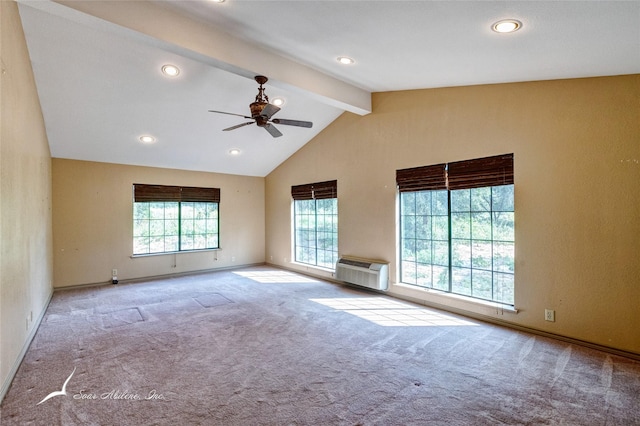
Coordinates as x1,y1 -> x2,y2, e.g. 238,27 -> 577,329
139,135 -> 156,143
272,97 -> 285,107
337,56 -> 355,65
492,19 -> 522,33
161,64 -> 180,77
209,0 -> 225,3
228,149 -> 241,155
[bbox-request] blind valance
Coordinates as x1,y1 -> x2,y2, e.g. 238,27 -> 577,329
291,180 -> 337,200
447,154 -> 514,190
133,184 -> 220,203
396,163 -> 447,192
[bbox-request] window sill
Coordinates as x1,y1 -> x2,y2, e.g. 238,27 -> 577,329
394,282 -> 518,313
131,248 -> 221,258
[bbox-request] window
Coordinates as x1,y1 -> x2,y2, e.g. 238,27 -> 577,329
133,184 -> 220,255
397,154 -> 514,305
292,180 -> 338,269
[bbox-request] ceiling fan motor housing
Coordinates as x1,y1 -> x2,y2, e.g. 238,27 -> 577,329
250,101 -> 269,126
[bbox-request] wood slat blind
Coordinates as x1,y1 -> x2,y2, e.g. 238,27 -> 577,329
396,154 -> 513,192
133,184 -> 220,203
396,164 -> 447,192
291,183 -> 314,200
447,154 -> 514,190
291,180 -> 337,200
180,186 -> 221,203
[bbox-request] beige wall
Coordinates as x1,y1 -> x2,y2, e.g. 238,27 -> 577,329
52,159 -> 265,287
0,1 -> 54,397
266,75 -> 640,355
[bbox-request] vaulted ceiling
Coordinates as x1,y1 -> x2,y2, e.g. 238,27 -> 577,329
17,0 -> 640,177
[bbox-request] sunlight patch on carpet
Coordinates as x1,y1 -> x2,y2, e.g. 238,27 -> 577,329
233,270 -> 320,284
310,297 -> 479,327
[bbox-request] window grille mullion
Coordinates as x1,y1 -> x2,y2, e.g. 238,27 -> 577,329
147,205 -> 151,255
314,200 -> 318,266
490,188 -> 495,301
447,190 -> 453,293
178,202 -> 182,252
418,195 -> 421,287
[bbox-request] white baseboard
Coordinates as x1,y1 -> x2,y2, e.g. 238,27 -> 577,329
53,263 -> 266,291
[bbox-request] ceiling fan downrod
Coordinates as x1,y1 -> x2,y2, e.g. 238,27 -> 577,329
253,75 -> 269,104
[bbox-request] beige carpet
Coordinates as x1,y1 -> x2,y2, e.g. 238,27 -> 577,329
2,266 -> 639,425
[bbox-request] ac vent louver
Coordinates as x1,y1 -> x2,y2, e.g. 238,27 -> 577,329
338,259 -> 372,268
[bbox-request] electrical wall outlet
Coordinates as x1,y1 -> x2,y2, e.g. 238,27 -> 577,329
112,269 -> 118,277
545,309 -> 555,322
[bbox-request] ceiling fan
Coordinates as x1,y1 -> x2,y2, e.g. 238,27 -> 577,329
209,75 -> 313,138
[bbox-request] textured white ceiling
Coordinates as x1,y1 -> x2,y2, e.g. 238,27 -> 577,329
17,0 -> 640,177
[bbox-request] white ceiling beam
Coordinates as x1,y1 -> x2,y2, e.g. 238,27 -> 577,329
34,0 -> 371,115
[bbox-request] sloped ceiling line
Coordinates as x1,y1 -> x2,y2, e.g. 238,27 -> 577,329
44,0 -> 372,115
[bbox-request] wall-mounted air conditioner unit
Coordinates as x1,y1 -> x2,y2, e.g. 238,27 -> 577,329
335,258 -> 389,291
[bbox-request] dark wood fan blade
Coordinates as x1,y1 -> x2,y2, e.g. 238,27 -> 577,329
263,124 -> 283,138
260,104 -> 281,119
272,118 -> 313,128
209,110 -> 253,119
223,122 -> 254,131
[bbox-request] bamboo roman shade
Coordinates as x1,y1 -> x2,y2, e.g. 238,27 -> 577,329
396,154 -> 513,192
133,184 -> 220,203
447,154 -> 514,190
396,163 -> 447,192
291,180 -> 337,200
180,186 -> 221,203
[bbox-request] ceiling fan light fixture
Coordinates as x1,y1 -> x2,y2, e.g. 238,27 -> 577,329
337,56 -> 355,65
161,64 -> 180,77
139,135 -> 156,144
492,19 -> 522,33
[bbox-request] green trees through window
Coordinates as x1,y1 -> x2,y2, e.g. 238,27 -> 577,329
294,198 -> 338,269
400,185 -> 514,304
133,201 -> 219,255
132,184 -> 220,255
